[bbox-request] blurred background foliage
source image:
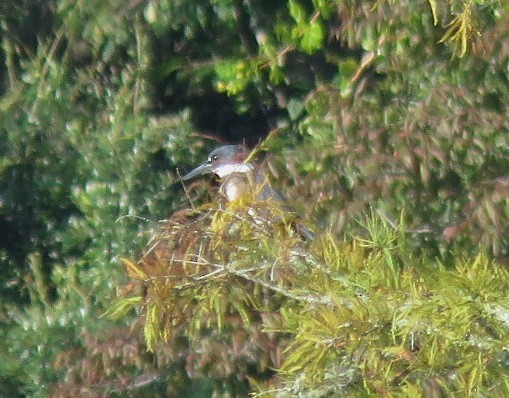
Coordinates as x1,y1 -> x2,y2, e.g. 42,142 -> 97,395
1,0 -> 508,396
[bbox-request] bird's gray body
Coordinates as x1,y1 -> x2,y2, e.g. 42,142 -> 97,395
182,145 -> 313,239
182,145 -> 284,203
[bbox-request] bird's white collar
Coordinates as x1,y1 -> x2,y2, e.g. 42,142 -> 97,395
213,163 -> 253,178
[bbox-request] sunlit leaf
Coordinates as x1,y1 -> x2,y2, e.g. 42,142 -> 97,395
301,21 -> 325,54
428,0 -> 439,25
289,0 -> 306,24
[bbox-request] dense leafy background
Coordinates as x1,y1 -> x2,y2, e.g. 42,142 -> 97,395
1,0 -> 508,397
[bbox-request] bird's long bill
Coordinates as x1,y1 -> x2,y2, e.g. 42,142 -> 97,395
181,162 -> 212,181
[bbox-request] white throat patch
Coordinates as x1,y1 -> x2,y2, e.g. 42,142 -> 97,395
213,163 -> 253,178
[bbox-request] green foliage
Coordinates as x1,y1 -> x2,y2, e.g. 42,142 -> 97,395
107,199 -> 314,394
215,60 -> 259,96
273,245 -> 509,396
1,0 -> 509,396
438,1 -> 477,57
118,206 -> 509,397
268,1 -> 509,257
288,0 -> 325,54
0,1 -> 202,395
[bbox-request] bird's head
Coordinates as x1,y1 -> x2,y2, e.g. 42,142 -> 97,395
181,145 -> 254,181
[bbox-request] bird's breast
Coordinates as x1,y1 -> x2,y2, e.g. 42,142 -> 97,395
220,174 -> 256,202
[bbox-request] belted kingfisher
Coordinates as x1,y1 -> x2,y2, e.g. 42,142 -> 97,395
182,145 -> 314,239
181,145 -> 282,202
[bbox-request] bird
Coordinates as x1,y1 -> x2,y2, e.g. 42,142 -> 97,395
181,145 -> 282,202
181,145 -> 314,239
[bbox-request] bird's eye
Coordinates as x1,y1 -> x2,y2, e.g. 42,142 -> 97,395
211,155 -> 218,161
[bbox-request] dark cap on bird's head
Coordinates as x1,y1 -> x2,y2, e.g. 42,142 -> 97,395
181,145 -> 253,181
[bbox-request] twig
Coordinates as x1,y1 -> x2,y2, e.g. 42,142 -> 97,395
176,168 -> 196,209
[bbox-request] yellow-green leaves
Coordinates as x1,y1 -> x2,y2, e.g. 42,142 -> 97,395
428,0 -> 439,25
120,257 -> 148,280
288,0 -> 325,54
215,60 -> 257,96
116,201 -> 509,396
289,0 -> 306,23
439,2 -> 477,57
300,21 -> 325,55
